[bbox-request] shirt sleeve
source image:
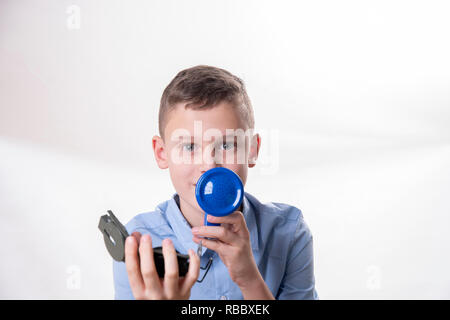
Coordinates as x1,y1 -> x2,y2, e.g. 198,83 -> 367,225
113,258 -> 135,300
276,215 -> 319,300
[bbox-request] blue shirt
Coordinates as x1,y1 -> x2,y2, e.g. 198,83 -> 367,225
113,192 -> 318,300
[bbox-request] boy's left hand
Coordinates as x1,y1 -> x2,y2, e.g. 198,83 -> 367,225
191,211 -> 259,289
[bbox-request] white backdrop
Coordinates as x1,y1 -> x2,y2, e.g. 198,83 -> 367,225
1,0 -> 449,299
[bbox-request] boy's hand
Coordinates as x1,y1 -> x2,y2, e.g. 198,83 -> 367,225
191,211 -> 260,289
124,232 -> 200,300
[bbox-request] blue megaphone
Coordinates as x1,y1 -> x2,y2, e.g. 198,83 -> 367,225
195,167 -> 244,227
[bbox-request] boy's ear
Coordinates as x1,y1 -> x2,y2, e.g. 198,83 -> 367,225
152,135 -> 169,169
248,133 -> 261,168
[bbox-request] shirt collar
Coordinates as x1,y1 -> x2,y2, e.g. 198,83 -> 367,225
164,192 -> 259,256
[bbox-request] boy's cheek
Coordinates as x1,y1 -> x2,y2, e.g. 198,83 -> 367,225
169,165 -> 196,188
223,165 -> 248,185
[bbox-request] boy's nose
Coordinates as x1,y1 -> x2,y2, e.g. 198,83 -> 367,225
199,149 -> 221,172
200,163 -> 219,174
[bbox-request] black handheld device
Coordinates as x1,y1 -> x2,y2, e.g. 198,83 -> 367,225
98,210 -> 190,277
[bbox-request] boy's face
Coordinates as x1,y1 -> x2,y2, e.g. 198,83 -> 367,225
152,101 -> 260,214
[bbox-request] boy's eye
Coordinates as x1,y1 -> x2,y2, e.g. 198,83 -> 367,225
220,142 -> 237,151
182,143 -> 197,152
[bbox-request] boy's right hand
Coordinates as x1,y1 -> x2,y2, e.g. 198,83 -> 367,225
124,232 -> 200,300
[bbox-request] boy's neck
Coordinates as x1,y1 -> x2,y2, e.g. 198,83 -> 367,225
175,194 -> 243,228
176,195 -> 204,228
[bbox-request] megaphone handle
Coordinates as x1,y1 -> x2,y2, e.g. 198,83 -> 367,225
204,213 -> 220,227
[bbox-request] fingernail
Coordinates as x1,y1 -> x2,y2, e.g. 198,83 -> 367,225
192,227 -> 200,233
163,238 -> 172,245
142,235 -> 149,242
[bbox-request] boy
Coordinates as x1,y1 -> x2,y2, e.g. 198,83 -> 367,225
113,65 -> 318,300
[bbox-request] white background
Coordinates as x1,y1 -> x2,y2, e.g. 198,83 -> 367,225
1,0 -> 449,299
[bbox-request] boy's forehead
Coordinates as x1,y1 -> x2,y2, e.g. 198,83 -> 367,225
164,101 -> 248,138
168,125 -> 252,144
173,132 -> 240,141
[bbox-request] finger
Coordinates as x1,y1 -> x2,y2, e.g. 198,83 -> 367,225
124,236 -> 145,297
139,234 -> 162,293
131,231 -> 142,244
181,249 -> 200,295
162,238 -> 179,299
206,211 -> 246,233
192,226 -> 233,244
192,235 -> 223,252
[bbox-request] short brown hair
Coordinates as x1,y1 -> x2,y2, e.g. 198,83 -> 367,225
159,65 -> 254,140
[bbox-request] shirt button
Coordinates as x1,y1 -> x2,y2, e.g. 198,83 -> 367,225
220,295 -> 227,300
